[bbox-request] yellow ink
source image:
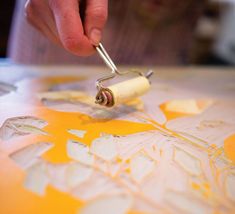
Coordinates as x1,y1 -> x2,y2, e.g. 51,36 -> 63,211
224,134 -> 235,163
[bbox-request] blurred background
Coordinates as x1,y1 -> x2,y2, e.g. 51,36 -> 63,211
1,0 -> 235,66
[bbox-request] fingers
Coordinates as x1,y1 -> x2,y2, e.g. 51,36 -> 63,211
84,0 -> 108,46
36,0 -> 60,39
27,13 -> 61,45
49,0 -> 94,56
25,0 -> 109,56
25,0 -> 61,45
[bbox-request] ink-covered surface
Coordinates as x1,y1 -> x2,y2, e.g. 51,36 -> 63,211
0,65 -> 235,214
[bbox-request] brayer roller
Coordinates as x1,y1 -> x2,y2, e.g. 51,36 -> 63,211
95,43 -> 153,107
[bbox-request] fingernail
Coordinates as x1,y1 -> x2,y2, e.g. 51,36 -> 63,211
90,28 -> 102,46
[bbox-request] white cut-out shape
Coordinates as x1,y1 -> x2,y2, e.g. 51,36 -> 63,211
118,172 -> 139,192
173,147 -> 202,176
9,142 -> 53,169
72,171 -> 123,200
146,105 -> 167,125
108,160 -> 122,177
140,142 -> 189,204
130,152 -> 155,183
24,160 -> 49,196
141,92 -> 167,125
164,99 -> 213,114
143,144 -> 159,161
165,191 -> 210,214
166,102 -> 235,147
47,163 -> 68,192
39,91 -> 98,110
12,124 -> 47,135
116,131 -> 157,160
68,129 -> 87,138
165,165 -> 189,193
80,194 -> 132,214
175,131 -> 208,148
5,116 -> 47,129
197,120 -> 227,130
132,195 -> 159,214
225,172 -> 235,201
0,116 -> 48,140
91,134 -> 118,161
38,90 -> 93,102
94,157 -> 108,173
67,140 -> 94,165
47,162 -> 92,192
65,163 -> 93,189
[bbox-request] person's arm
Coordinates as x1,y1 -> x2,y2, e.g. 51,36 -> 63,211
25,0 -> 108,56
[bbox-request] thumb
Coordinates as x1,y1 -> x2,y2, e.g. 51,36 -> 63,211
84,0 -> 108,46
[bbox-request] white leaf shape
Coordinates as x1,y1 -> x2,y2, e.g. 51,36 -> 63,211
80,194 -> 132,214
38,90 -> 93,102
72,171 -> 123,200
9,142 -> 53,169
164,99 -> 213,114
47,163 -> 68,192
0,116 -> 48,140
24,160 -> 49,196
116,131 -> 157,160
130,153 -> 155,183
65,162 -> 93,189
166,102 -> 235,147
47,162 -> 92,191
68,129 -> 87,138
165,191 -> 210,214
67,140 -> 94,165
91,134 -> 118,161
225,172 -> 235,201
173,147 -> 202,176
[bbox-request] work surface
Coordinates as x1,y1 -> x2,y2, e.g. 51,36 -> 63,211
0,65 -> 235,214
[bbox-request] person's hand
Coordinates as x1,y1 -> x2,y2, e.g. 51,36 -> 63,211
25,0 -> 108,56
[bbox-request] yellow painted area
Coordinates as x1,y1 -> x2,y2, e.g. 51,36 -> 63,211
224,134 -> 235,163
0,156 -> 80,214
191,182 -> 200,190
160,103 -> 191,121
202,182 -> 212,198
0,76 -> 155,214
191,182 -> 212,199
160,99 -> 213,121
40,108 -> 154,163
0,75 -> 234,214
